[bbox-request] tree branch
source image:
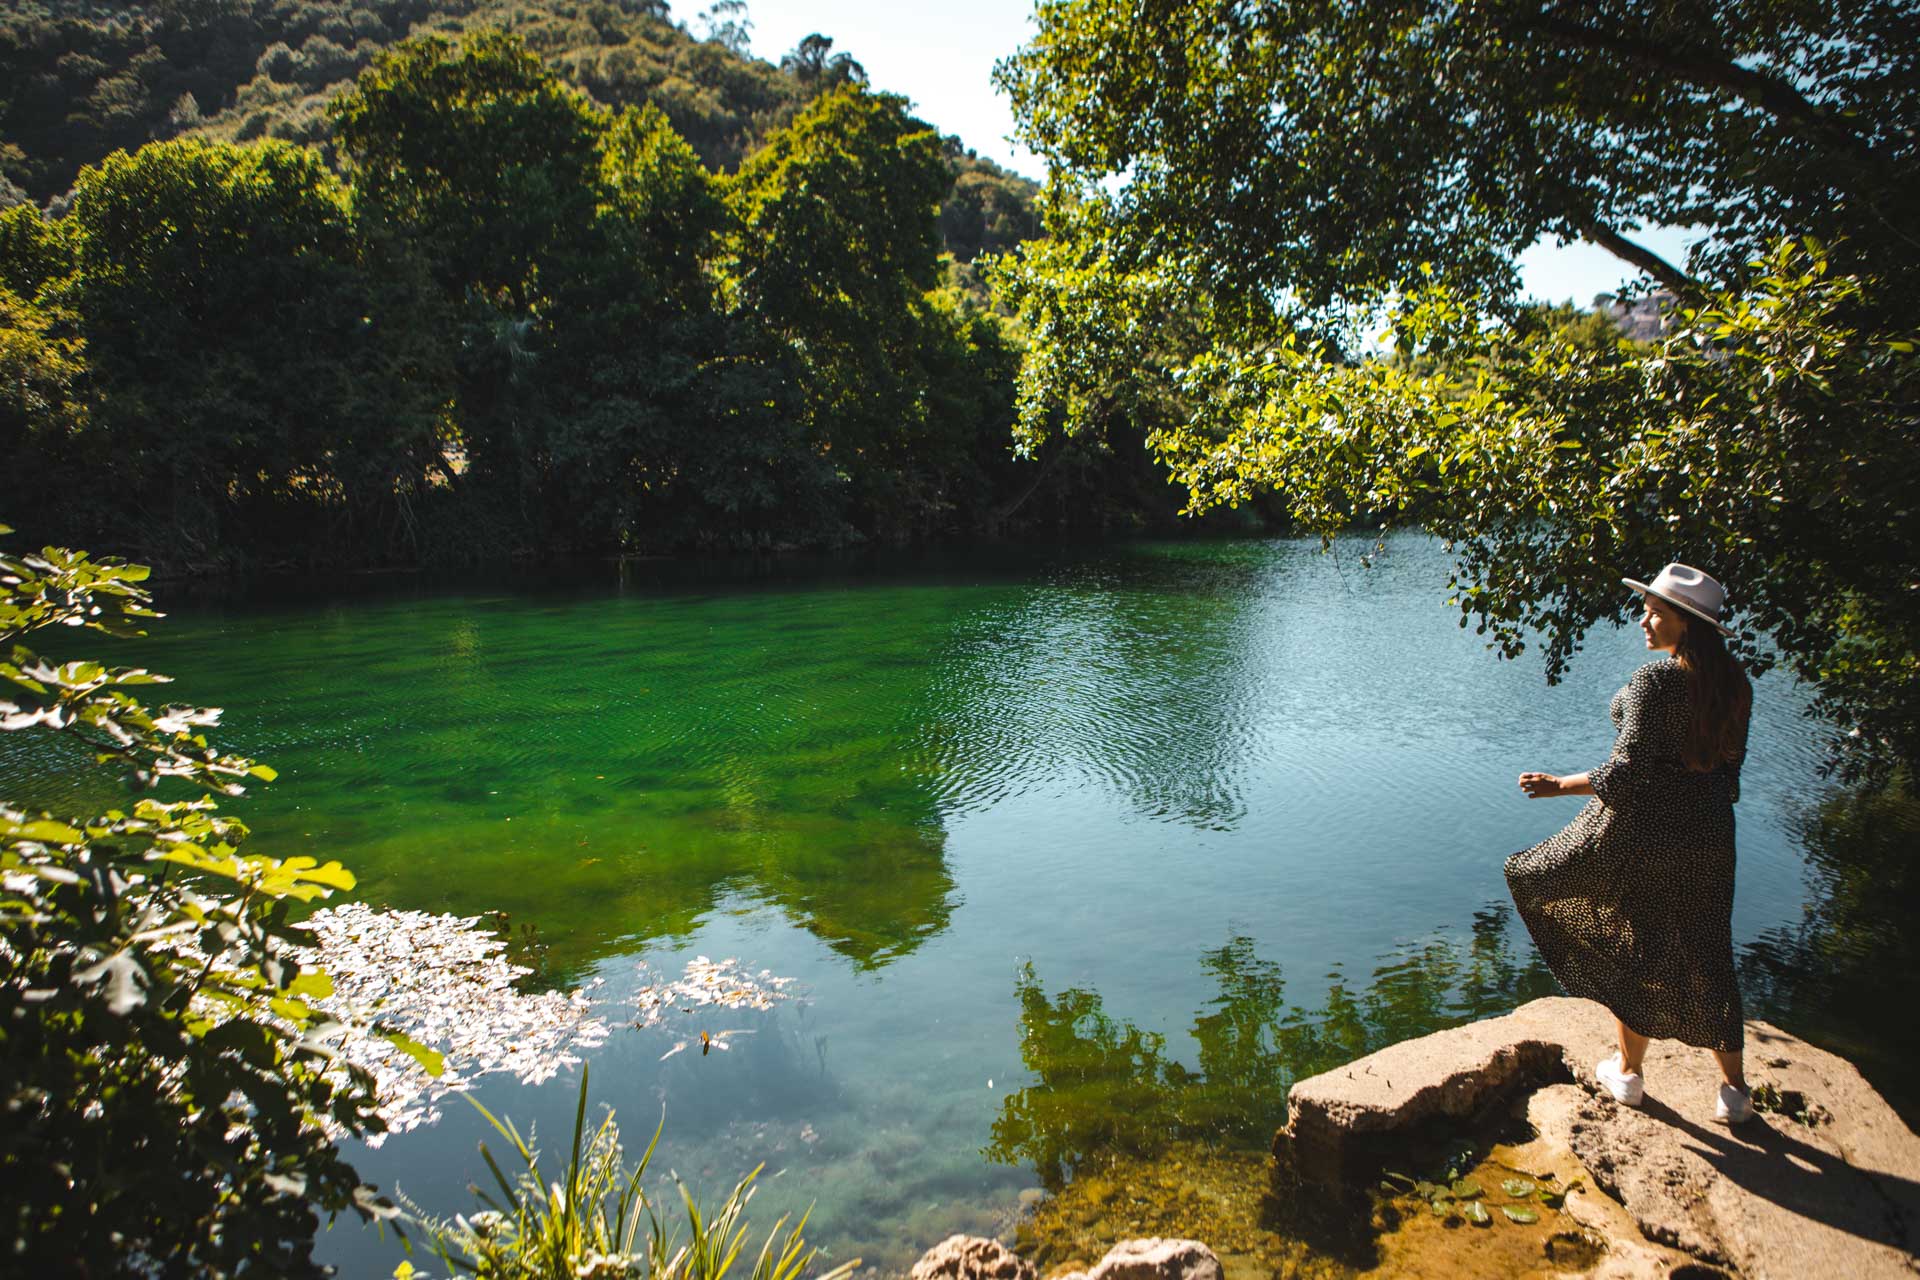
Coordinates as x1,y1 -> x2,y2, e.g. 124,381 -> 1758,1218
1525,14 -> 1885,170
1566,214 -> 1700,299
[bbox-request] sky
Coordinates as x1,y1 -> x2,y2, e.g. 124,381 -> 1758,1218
727,0 -> 1692,307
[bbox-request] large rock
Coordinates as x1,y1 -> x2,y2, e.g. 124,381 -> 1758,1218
916,1237 -> 1221,1280
1083,1238 -> 1221,1280
1274,995 -> 1920,1279
910,1235 -> 1035,1280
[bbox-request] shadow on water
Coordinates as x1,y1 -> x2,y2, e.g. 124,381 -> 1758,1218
1740,779 -> 1920,1125
987,906 -> 1557,1190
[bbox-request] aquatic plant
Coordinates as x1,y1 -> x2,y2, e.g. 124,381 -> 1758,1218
400,1067 -> 858,1280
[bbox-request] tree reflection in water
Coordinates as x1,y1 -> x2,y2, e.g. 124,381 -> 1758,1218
992,782 -> 1920,1192
987,906 -> 1558,1188
1741,781 -> 1920,1124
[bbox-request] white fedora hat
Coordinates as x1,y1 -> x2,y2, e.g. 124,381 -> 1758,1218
1622,563 -> 1736,636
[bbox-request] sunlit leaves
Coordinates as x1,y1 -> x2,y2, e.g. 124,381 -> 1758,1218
998,0 -> 1920,775
0,533 -> 388,1275
1006,226 -> 1920,773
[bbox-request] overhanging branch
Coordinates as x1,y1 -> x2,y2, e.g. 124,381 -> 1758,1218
1567,215 -> 1700,299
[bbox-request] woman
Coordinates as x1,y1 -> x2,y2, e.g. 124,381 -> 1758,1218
1505,563 -> 1754,1123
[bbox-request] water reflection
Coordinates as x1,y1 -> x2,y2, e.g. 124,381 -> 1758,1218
1740,781 -> 1920,1123
988,906 -> 1557,1187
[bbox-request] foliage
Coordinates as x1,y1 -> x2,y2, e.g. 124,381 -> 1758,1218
333,28 -> 604,301
723,84 -> 958,539
997,0 -> 1917,318
58,137 -> 450,564
0,283 -> 88,498
995,0 -> 1920,775
0,0 -> 1040,264
777,32 -> 863,89
402,1067 -> 859,1280
331,27 -> 830,554
938,143 -> 1042,265
0,18 -> 1188,572
0,529 -> 395,1275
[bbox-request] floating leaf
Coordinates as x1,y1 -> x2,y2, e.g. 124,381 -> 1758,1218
1463,1201 -> 1491,1226
1380,1170 -> 1416,1189
286,970 -> 334,1000
378,1027 -> 447,1078
1502,1177 -> 1537,1198
1502,1205 -> 1540,1224
1451,1179 -> 1485,1199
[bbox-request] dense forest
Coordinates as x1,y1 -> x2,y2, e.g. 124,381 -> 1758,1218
0,2 -> 1203,571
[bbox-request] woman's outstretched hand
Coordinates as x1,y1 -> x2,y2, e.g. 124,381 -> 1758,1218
1519,772 -> 1565,798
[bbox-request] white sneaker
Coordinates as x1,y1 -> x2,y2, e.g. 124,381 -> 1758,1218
1595,1053 -> 1645,1106
1715,1084 -> 1754,1124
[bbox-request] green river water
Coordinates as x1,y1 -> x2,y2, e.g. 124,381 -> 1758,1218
9,535 -> 1914,1276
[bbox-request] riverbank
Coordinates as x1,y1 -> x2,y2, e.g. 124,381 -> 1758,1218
931,996 -> 1918,1279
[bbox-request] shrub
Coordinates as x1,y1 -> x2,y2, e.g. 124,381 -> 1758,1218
0,530 -> 396,1276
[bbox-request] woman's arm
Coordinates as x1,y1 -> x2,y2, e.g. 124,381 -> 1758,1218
1518,771 -> 1595,799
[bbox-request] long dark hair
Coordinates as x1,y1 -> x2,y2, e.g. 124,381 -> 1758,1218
1671,620 -> 1752,772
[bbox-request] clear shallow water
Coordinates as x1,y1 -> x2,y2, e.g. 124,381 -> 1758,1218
9,535 -> 1907,1275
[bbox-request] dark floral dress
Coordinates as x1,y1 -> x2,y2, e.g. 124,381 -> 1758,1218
1505,659 -> 1747,1052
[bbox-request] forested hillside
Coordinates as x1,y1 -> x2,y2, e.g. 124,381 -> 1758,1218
0,22 -> 1209,574
0,0 -> 1039,262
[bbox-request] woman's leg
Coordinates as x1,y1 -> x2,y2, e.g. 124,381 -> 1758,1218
1616,1019 -> 1650,1073
1712,1049 -> 1746,1091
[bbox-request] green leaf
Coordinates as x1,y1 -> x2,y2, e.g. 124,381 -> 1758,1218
1463,1201 -> 1491,1226
286,970 -> 335,999
1450,1179 -> 1484,1199
1501,1205 -> 1540,1224
1501,1177 -> 1536,1198
5,819 -> 85,843
377,1027 -> 445,1077
278,856 -> 355,891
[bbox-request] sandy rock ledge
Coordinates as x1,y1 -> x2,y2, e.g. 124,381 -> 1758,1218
1274,995 -> 1920,1279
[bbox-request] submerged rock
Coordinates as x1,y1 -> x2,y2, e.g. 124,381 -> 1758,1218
1083,1237 -> 1223,1280
916,1236 -> 1223,1280
1275,995 -> 1920,1279
911,1235 -> 1035,1280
